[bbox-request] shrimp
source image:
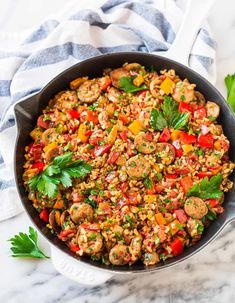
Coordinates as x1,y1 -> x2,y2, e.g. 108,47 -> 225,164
77,80 -> 101,103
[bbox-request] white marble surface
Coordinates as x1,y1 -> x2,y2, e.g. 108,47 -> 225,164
1,0 -> 235,302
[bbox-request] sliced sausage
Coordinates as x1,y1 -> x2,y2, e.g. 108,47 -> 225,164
49,210 -> 61,233
124,63 -> 142,71
184,197 -> 208,219
41,128 -> 58,145
206,101 -> 220,119
126,155 -> 151,179
155,143 -> 175,165
107,86 -> 122,103
69,203 -> 94,224
110,68 -> 130,89
109,244 -> 130,265
134,132 -> 156,154
143,252 -> 160,266
77,80 -> 101,103
194,91 -> 206,106
77,227 -> 103,254
44,145 -> 60,162
172,80 -> 194,103
129,234 -> 143,261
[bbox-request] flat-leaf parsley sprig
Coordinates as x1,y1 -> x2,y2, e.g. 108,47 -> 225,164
8,227 -> 49,259
28,152 -> 92,198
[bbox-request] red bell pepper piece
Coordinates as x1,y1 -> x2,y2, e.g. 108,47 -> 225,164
68,109 -> 80,119
59,229 -> 75,239
159,127 -> 171,142
93,144 -> 112,157
171,238 -> 184,256
175,167 -> 190,175
137,90 -> 148,97
120,130 -> 128,142
85,130 -> 92,136
180,132 -> 196,144
174,209 -> 188,224
179,101 -> 193,113
193,107 -> 207,119
198,134 -> 214,148
207,199 -> 219,208
180,176 -> 193,193
165,174 -> 177,179
80,223 -> 100,231
101,78 -> 112,90
31,162 -> 45,172
196,171 -> 213,178
174,146 -> 183,157
107,151 -> 119,164
39,209 -> 49,222
70,244 -> 80,253
118,113 -> 129,125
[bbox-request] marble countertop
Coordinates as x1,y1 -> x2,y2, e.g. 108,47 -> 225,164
1,0 -> 235,302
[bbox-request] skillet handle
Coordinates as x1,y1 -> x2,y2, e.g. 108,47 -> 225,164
164,0 -> 216,66
51,246 -> 113,286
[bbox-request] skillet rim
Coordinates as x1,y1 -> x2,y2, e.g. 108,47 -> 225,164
14,51 -> 235,273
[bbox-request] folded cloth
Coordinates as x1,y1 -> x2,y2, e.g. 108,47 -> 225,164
0,0 -> 216,221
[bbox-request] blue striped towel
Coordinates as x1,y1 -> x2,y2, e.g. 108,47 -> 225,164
0,0 -> 216,221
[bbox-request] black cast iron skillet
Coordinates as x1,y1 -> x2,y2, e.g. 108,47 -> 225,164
14,52 -> 235,273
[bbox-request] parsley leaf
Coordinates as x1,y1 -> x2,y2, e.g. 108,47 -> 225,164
119,76 -> 147,93
225,73 -> 235,112
8,227 -> 49,259
187,174 -> 223,199
144,177 -> 153,189
150,96 -> 189,131
28,152 -> 92,198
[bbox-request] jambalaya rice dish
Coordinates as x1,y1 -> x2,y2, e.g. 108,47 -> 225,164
23,63 -> 234,266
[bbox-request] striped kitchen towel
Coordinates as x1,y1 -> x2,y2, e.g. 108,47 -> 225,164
0,0 -> 216,221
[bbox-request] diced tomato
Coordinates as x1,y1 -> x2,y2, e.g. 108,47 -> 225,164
145,132 -> 153,141
165,174 -> 177,179
155,183 -> 164,193
31,161 -> 45,172
174,147 -> 183,157
198,134 -> 214,148
175,167 -> 190,175
120,182 -> 128,192
80,223 -> 100,231
179,101 -> 193,113
137,90 -> 148,97
29,143 -> 44,162
207,199 -> 219,208
39,209 -> 49,222
171,238 -> 184,256
180,176 -> 193,193
118,113 -> 129,124
85,130 -> 92,136
174,209 -> 188,224
93,144 -> 112,157
70,244 -> 80,253
107,151 -> 119,164
159,127 -> 171,142
180,132 -> 196,144
101,78 -> 112,90
193,106 -> 207,119
120,130 -> 128,142
196,171 -> 213,178
80,110 -> 99,124
59,229 -> 75,239
37,115 -> 51,129
68,109 -> 80,119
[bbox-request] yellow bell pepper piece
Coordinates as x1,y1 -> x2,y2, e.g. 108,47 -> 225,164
108,124 -> 118,144
70,77 -> 88,89
43,142 -> 57,152
106,104 -> 115,115
169,219 -> 181,235
144,194 -> 157,203
160,77 -> 175,95
171,130 -> 182,141
128,120 -> 143,135
133,74 -> 144,87
53,200 -> 65,209
78,123 -> 88,143
30,128 -> 43,141
155,213 -> 166,225
153,163 -> 161,172
182,144 -> 193,154
214,140 -> 221,150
